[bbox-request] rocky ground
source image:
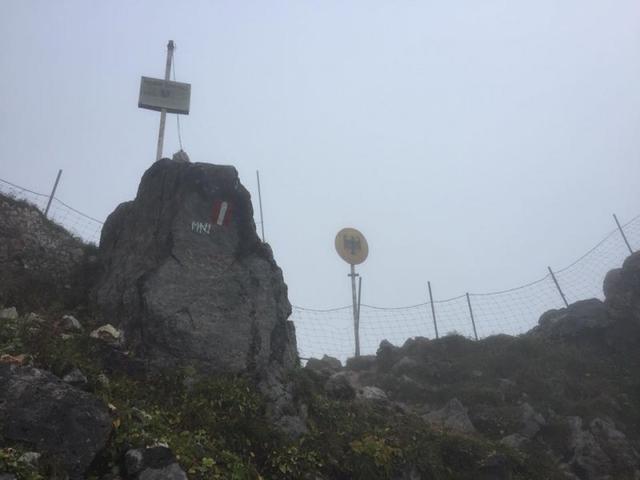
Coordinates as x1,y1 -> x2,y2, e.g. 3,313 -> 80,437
0,160 -> 639,479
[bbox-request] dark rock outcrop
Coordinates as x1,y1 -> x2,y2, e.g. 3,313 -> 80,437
93,159 -> 297,374
0,364 -> 112,479
534,298 -> 611,337
604,251 -> 640,323
305,355 -> 342,377
324,371 -> 358,400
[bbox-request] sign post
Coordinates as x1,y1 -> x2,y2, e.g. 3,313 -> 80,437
138,41 -> 191,162
335,228 -> 369,357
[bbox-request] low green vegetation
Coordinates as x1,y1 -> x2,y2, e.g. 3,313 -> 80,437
0,312 -> 565,479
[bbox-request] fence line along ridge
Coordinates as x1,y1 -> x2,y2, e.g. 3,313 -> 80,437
1,176 -> 637,362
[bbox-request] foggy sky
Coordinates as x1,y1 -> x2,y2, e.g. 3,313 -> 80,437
1,1 -> 639,309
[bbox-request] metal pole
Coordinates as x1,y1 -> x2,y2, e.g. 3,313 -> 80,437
44,169 -> 62,218
156,40 -> 175,162
256,170 -> 265,242
548,266 -> 569,308
466,293 -> 478,341
357,275 -> 362,322
349,264 -> 360,357
613,214 -> 634,254
428,281 -> 439,339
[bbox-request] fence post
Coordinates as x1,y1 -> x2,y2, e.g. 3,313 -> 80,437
256,170 -> 265,242
548,266 -> 569,308
349,264 -> 361,357
613,214 -> 634,254
44,169 -> 63,218
357,276 -> 362,320
465,293 -> 478,341
427,281 -> 439,339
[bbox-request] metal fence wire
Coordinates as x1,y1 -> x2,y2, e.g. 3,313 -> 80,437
293,216 -> 639,362
0,178 -> 103,244
1,177 -> 638,362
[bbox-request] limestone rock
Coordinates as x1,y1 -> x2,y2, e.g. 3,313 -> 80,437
97,372 -> 110,388
0,194 -> 90,310
535,299 -> 610,337
90,323 -> 123,346
0,306 -> 18,320
395,374 -> 428,399
325,371 -> 358,400
94,159 -> 297,374
377,340 -> 401,371
589,417 -> 640,474
0,364 -> 111,479
172,149 -> 190,163
520,402 -> 545,439
62,367 -> 88,388
305,355 -> 342,375
500,433 -> 529,450
603,268 -> 623,300
345,354 -> 377,371
390,356 -> 421,376
357,385 -> 388,403
259,368 -> 308,438
566,416 -> 612,480
61,314 -> 83,332
125,446 -> 187,480
18,451 -> 41,468
605,251 -> 640,323
423,398 -> 476,433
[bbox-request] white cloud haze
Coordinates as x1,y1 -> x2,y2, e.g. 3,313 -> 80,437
1,0 -> 639,309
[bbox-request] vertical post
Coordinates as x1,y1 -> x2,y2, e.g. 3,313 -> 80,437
44,169 -> 62,218
466,293 -> 478,341
357,275 -> 363,322
156,40 -> 175,162
548,266 -> 569,308
256,170 -> 265,242
428,281 -> 439,339
349,264 -> 360,357
613,214 -> 634,254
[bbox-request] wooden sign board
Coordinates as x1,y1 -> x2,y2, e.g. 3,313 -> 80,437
335,228 -> 369,265
138,76 -> 191,114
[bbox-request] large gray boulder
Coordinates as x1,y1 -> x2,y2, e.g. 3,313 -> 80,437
565,416 -> 612,480
535,298 -> 611,338
0,364 -> 112,480
423,398 -> 476,433
94,159 -> 297,373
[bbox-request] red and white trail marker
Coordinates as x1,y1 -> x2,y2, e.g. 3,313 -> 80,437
212,200 -> 232,226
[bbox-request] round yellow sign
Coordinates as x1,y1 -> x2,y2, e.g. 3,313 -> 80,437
335,228 -> 369,265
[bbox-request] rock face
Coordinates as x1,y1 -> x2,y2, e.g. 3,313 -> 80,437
423,398 -> 476,433
535,298 -> 611,337
94,159 -> 297,373
604,251 -> 640,323
0,364 -> 112,479
0,194 -> 93,310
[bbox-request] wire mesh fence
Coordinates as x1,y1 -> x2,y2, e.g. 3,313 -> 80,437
1,176 -> 638,363
292,215 -> 639,362
0,178 -> 103,244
